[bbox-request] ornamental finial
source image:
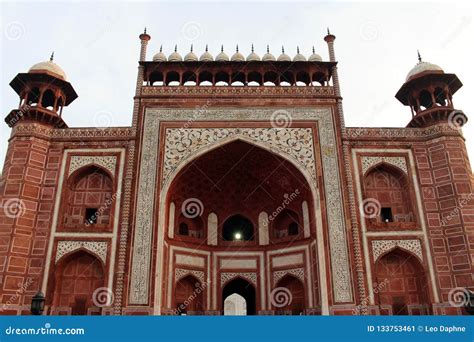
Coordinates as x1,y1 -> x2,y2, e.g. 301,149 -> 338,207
50,51 -> 54,62
417,50 -> 422,62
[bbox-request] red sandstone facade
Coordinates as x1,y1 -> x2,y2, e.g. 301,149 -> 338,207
0,31 -> 472,316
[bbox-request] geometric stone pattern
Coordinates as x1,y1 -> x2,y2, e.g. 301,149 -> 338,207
371,239 -> 423,262
175,268 -> 205,285
272,267 -> 305,286
68,155 -> 117,177
221,272 -> 258,287
164,127 -> 316,186
55,240 -> 108,264
361,156 -> 408,175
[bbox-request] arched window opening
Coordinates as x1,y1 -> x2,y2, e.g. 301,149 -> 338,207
63,166 -> 113,229
182,71 -> 196,86
177,213 -> 204,239
264,72 -> 278,86
311,72 -> 326,86
281,71 -> 294,86
174,275 -> 204,315
247,72 -> 262,86
296,72 -> 310,86
363,164 -> 415,225
434,87 -> 447,106
222,214 -> 254,241
418,89 -> 433,110
222,278 -> 256,315
274,275 -> 305,315
215,71 -> 229,85
52,251 -> 105,315
272,209 -> 300,239
27,87 -> 41,106
198,71 -> 213,86
149,71 -> 164,86
165,72 -> 180,86
231,72 -> 245,86
375,249 -> 430,315
41,89 -> 56,110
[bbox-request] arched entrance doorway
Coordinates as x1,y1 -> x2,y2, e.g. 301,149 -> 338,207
174,275 -> 204,315
274,275 -> 306,315
51,250 -> 105,315
224,293 -> 247,316
374,248 -> 430,315
222,278 -> 256,315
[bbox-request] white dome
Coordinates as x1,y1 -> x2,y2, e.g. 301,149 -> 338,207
246,44 -> 260,61
216,46 -> 229,62
308,47 -> 322,62
277,47 -> 291,62
153,46 -> 167,62
293,47 -> 306,62
406,61 -> 443,81
184,45 -> 198,62
262,46 -> 276,61
29,58 -> 67,80
231,46 -> 245,62
200,45 -> 213,62
168,45 -> 182,62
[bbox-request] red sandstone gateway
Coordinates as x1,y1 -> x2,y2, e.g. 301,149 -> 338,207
0,30 -> 472,316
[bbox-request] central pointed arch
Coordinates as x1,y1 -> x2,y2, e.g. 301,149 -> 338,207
154,136 -> 328,315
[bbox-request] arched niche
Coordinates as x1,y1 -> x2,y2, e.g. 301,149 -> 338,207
174,275 -> 204,315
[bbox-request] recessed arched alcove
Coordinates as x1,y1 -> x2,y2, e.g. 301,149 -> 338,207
166,140 -> 314,246
222,278 -> 256,315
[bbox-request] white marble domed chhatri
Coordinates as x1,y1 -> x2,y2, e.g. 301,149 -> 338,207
216,45 -> 229,62
29,53 -> 67,80
200,45 -> 214,62
406,61 -> 443,82
152,45 -> 167,62
231,45 -> 245,62
246,44 -> 260,61
293,47 -> 307,62
262,45 -> 276,62
184,44 -> 198,62
168,45 -> 182,62
308,46 -> 323,62
277,46 -> 291,62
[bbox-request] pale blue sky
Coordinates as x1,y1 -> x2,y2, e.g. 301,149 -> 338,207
1,1 -> 473,166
